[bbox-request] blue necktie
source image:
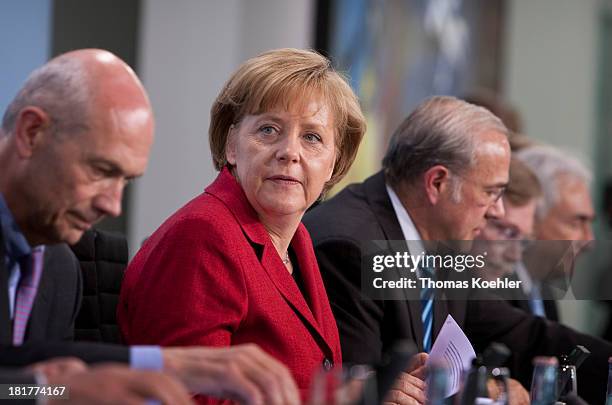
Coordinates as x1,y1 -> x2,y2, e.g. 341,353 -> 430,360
420,265 -> 435,352
529,284 -> 546,318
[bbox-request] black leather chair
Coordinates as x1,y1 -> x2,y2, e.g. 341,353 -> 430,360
70,229 -> 127,344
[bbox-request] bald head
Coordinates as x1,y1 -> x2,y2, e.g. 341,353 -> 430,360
2,49 -> 152,140
0,49 -> 154,246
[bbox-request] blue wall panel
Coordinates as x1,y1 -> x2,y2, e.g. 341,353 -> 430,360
0,0 -> 51,115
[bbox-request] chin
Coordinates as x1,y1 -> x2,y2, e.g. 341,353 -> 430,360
453,239 -> 475,253
268,205 -> 306,217
259,198 -> 307,217
60,228 -> 86,245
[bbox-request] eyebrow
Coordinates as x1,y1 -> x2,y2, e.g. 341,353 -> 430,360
256,114 -> 284,124
255,113 -> 327,131
89,158 -> 143,180
486,182 -> 508,189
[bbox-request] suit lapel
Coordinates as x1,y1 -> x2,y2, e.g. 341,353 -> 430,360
0,229 -> 12,344
363,171 -> 425,349
258,237 -> 334,357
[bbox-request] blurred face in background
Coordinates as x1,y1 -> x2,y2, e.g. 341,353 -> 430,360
477,197 -> 537,279
535,174 -> 594,242
527,174 -> 595,280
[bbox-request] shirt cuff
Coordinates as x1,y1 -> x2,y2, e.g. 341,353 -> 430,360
34,370 -> 48,405
130,346 -> 164,371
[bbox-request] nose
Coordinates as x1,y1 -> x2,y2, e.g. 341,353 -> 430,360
275,132 -> 300,163
93,179 -> 124,218
486,197 -> 505,220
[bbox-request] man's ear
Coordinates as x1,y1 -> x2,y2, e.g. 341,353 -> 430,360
14,107 -> 51,158
422,165 -> 451,205
225,124 -> 237,165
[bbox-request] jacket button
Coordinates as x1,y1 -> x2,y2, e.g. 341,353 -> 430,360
322,358 -> 333,371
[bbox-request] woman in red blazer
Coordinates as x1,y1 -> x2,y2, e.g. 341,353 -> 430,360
118,48 -> 366,404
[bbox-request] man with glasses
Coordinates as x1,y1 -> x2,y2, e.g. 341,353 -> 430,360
305,96 -> 611,404
472,158 -> 560,320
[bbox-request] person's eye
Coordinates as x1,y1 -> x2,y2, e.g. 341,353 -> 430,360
258,125 -> 278,136
303,132 -> 322,143
484,190 -> 497,199
92,165 -> 112,178
486,188 -> 504,201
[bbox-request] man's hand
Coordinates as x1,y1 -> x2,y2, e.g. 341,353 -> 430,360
507,378 -> 529,405
383,352 -> 428,405
27,357 -> 87,379
488,377 -> 529,405
47,364 -> 192,405
163,343 -> 301,405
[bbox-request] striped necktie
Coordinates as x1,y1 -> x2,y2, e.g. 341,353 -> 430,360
528,283 -> 546,318
420,265 -> 435,353
13,247 -> 44,345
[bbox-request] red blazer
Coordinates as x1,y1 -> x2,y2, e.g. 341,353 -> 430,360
117,167 -> 342,403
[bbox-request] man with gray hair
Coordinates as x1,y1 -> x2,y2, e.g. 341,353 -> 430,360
516,145 -> 594,242
511,145 -> 594,322
305,96 -> 612,404
0,49 -> 300,405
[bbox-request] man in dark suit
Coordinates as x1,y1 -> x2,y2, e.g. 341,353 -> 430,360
304,96 -> 612,404
0,49 -> 300,405
473,158 -> 559,321
0,241 -> 81,345
516,145 -> 595,321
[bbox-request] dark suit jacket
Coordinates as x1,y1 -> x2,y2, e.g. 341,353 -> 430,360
304,170 -> 612,404
0,242 -> 81,344
0,228 -> 129,366
118,167 -> 341,402
506,277 -> 559,322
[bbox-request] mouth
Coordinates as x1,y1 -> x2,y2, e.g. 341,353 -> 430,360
70,213 -> 96,231
267,175 -> 302,186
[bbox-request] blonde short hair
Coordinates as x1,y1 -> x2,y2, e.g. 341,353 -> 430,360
209,48 -> 366,188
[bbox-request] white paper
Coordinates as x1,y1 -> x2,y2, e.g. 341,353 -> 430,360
426,314 -> 477,397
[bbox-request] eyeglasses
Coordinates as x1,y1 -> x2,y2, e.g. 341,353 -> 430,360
454,173 -> 506,205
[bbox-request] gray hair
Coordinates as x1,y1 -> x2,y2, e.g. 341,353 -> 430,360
1,56 -> 90,138
515,145 -> 592,220
383,95 -> 508,190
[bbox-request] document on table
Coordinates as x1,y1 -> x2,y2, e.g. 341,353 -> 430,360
427,314 -> 476,397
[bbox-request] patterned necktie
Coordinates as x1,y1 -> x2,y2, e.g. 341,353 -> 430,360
420,265 -> 435,353
13,247 -> 44,345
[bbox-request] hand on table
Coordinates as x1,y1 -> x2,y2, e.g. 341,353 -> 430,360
487,377 -> 529,405
163,343 -> 301,405
46,364 -> 192,405
383,352 -> 428,405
